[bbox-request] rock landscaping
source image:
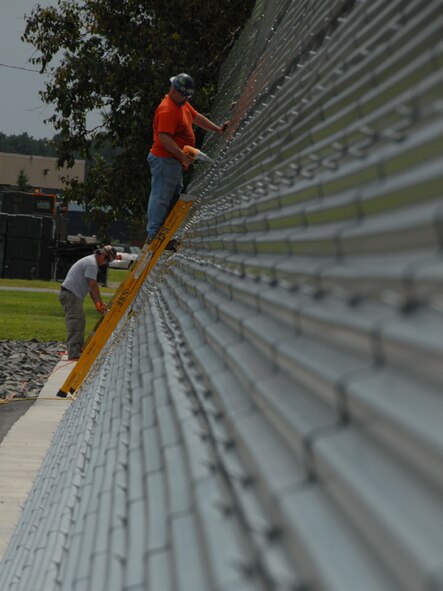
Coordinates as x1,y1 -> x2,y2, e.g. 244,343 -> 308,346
0,340 -> 65,399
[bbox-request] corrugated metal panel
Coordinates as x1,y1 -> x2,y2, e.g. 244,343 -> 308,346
1,0 -> 443,589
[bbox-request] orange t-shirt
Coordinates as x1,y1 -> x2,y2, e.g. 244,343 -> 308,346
150,95 -> 198,159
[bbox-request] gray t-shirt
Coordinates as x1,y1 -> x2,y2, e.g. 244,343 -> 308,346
62,254 -> 98,299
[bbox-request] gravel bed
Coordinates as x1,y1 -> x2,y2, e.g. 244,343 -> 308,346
0,340 -> 65,399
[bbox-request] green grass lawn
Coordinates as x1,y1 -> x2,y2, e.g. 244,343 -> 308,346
0,268 -> 126,292
0,291 -> 95,341
0,271 -> 123,341
107,268 -> 130,286
0,278 -> 62,290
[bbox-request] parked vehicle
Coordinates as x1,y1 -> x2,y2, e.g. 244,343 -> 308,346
109,245 -> 141,269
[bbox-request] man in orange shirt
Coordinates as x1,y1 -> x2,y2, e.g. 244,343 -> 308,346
147,73 -> 228,246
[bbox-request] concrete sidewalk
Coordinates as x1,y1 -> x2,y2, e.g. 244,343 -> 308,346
0,356 -> 76,559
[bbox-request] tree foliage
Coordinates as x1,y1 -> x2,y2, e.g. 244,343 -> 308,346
0,132 -> 57,157
22,0 -> 254,229
16,169 -> 31,192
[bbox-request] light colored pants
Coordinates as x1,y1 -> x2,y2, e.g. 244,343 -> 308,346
59,289 -> 85,359
147,153 -> 183,240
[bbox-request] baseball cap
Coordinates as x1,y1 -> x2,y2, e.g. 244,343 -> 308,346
101,245 -> 117,261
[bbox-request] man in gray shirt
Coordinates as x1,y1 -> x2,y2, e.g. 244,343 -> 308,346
59,245 -> 116,360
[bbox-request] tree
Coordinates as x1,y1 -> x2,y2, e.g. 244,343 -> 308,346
16,169 -> 31,192
22,0 -> 255,235
0,132 -> 57,157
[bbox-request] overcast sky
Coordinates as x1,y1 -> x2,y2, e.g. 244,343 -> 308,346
0,0 -> 56,139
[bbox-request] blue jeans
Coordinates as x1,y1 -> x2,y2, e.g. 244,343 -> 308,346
147,153 -> 183,240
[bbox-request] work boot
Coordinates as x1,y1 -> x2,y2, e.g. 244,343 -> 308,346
165,239 -> 179,252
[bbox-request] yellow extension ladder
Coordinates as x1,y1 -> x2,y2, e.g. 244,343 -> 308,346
56,194 -> 195,399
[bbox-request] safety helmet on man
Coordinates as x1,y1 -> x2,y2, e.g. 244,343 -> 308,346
170,73 -> 195,97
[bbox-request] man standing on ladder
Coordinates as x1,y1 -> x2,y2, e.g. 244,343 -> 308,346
59,245 -> 116,360
146,73 -> 229,249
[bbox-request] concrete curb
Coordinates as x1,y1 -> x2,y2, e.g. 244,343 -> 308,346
0,355 -> 75,559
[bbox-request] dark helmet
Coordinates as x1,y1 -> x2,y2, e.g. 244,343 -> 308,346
170,73 -> 195,97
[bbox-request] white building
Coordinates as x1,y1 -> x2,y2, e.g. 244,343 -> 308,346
0,152 -> 85,191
